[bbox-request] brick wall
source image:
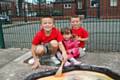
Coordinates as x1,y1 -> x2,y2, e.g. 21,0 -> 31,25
100,0 -> 120,19
53,2 -> 76,16
86,0 -> 97,17
63,3 -> 76,16
87,0 -> 120,19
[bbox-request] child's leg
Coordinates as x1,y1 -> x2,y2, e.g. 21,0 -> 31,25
29,41 -> 59,65
35,45 -> 47,56
71,48 -> 80,58
67,49 -> 74,59
28,45 -> 47,64
56,51 -> 71,66
67,48 -> 81,65
56,51 -> 63,61
48,40 -> 61,64
49,40 -> 59,55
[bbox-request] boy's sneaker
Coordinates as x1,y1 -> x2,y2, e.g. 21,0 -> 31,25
28,58 -> 34,65
51,56 -> 61,65
69,58 -> 81,65
64,61 -> 71,67
56,51 -> 63,61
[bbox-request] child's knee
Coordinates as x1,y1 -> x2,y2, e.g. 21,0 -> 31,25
36,45 -> 45,55
50,40 -> 58,48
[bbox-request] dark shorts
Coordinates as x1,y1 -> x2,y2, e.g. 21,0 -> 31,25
35,43 -> 51,55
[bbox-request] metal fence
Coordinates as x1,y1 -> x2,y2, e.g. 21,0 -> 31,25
0,0 -> 120,52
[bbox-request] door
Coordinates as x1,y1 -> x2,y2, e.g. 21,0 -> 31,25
77,0 -> 87,17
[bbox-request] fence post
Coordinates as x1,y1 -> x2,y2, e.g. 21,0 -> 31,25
0,20 -> 5,48
97,0 -> 100,18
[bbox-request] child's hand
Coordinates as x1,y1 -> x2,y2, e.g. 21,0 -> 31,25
32,60 -> 41,70
73,34 -> 79,40
75,36 -> 82,41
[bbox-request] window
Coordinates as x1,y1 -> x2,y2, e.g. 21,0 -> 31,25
64,4 -> 71,8
110,0 -> 117,7
78,0 -> 82,9
90,0 -> 98,7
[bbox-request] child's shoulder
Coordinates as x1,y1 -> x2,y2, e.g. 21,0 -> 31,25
79,26 -> 85,29
52,27 -> 61,32
78,26 -> 87,31
36,29 -> 44,35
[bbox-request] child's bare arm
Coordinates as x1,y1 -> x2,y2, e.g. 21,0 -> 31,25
58,42 -> 67,61
75,36 -> 88,41
31,44 -> 40,69
31,44 -> 39,61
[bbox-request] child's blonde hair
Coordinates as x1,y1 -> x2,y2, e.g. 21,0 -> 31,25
40,16 -> 54,23
70,15 -> 84,21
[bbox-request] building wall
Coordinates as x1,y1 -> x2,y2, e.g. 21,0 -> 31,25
53,2 -> 76,16
100,0 -> 120,19
76,0 -> 87,16
53,3 -> 63,11
87,0 -> 120,19
86,0 -> 98,17
11,2 -> 16,17
63,2 -> 77,16
1,0 -> 120,19
0,1 -> 16,16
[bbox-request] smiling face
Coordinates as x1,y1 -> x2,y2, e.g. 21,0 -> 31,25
70,17 -> 81,29
63,33 -> 72,40
61,27 -> 72,40
41,17 -> 54,31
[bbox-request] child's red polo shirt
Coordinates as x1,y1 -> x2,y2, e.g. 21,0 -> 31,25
72,27 -> 89,48
32,27 -> 63,45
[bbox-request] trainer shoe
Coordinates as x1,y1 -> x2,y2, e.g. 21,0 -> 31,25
64,61 -> 71,67
28,58 -> 34,65
51,56 -> 61,65
69,58 -> 81,65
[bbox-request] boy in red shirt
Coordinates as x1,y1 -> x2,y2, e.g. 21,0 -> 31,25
31,17 -> 67,69
70,16 -> 89,57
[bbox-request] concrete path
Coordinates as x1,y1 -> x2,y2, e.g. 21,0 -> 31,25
0,48 -> 29,68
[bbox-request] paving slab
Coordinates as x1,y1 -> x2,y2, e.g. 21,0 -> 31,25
0,51 -> 120,80
0,48 -> 29,68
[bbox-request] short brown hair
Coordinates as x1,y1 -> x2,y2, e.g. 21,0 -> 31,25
61,27 -> 72,35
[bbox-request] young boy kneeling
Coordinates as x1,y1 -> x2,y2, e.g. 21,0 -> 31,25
31,17 -> 67,69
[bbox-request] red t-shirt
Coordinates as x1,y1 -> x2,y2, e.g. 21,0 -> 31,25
32,27 -> 63,45
72,27 -> 89,48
